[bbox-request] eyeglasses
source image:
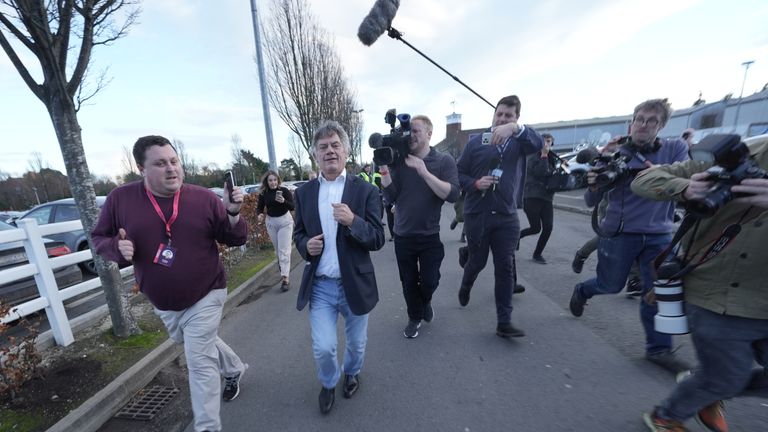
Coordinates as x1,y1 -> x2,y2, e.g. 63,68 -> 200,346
632,116 -> 660,127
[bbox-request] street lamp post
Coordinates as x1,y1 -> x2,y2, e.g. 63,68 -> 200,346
733,60 -> 755,132
352,109 -> 364,164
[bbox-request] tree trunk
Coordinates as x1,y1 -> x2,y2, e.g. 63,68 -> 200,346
47,92 -> 140,338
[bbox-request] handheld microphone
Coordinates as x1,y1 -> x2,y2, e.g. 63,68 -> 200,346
357,0 -> 400,46
576,147 -> 600,164
482,157 -> 501,197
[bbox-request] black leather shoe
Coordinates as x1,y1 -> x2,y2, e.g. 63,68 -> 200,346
343,374 -> 359,399
319,387 -> 335,414
458,246 -> 468,268
496,323 -> 525,338
569,284 -> 587,317
458,285 -> 471,307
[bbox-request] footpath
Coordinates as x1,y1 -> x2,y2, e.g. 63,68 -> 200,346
50,193 -> 767,431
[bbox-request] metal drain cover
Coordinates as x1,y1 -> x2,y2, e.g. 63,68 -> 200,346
115,386 -> 180,420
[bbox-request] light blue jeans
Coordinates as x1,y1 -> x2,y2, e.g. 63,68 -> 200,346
309,276 -> 369,389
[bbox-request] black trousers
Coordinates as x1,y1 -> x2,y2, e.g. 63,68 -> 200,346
520,197 -> 554,257
461,212 -> 519,324
394,233 -> 445,321
385,203 -> 395,238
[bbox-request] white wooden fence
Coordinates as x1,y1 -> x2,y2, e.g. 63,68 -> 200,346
0,219 -> 133,347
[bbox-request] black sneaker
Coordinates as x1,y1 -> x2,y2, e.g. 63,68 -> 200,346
514,284 -> 526,294
458,285 -> 471,307
569,284 -> 587,317
403,320 -> 421,338
458,246 -> 468,268
532,255 -> 547,264
223,367 -> 245,401
571,251 -> 587,274
423,303 -> 434,323
626,277 -> 642,297
496,323 -> 525,338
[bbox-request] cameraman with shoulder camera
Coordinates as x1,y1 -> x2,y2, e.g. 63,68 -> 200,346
456,95 -> 543,338
568,99 -> 691,373
632,134 -> 768,431
380,115 -> 460,339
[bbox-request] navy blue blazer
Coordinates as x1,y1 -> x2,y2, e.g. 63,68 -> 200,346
293,174 -> 385,315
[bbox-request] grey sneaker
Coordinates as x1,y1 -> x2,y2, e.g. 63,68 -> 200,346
646,350 -> 693,374
403,320 -> 421,338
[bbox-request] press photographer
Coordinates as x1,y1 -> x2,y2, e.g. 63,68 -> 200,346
632,133 -> 768,431
568,99 -> 692,373
379,114 -> 460,339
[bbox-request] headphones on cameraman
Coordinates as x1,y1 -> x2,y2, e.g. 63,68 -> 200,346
626,137 -> 662,154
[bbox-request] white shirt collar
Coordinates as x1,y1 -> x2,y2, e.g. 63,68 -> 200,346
318,171 -> 346,183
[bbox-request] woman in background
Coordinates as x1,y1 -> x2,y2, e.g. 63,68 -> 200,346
257,171 -> 295,292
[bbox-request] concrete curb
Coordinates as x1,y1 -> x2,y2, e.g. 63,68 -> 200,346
45,248 -> 301,432
553,202 -> 592,216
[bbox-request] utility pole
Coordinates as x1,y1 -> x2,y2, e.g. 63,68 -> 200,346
733,60 -> 755,132
250,0 -> 277,171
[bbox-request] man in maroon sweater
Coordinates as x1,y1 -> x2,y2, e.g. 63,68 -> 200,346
91,135 -> 248,432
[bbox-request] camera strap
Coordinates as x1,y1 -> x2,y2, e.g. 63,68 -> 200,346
653,206 -> 753,279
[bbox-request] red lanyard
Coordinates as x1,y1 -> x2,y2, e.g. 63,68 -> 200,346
145,186 -> 181,241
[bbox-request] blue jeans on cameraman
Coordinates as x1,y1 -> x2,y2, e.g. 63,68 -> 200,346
657,303 -> 768,421
575,232 -> 672,355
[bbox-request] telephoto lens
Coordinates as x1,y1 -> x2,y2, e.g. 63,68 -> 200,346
653,278 -> 689,335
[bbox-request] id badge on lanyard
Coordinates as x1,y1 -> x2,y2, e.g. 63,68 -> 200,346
145,186 -> 181,268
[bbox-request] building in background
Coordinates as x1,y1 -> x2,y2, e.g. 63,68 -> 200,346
435,88 -> 768,157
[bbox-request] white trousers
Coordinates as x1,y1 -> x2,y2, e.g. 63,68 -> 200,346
266,212 -> 294,278
155,288 -> 246,432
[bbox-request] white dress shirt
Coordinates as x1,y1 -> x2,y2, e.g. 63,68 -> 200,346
315,171 -> 346,278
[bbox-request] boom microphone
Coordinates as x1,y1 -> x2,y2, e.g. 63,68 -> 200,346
576,147 -> 600,164
357,0 -> 400,46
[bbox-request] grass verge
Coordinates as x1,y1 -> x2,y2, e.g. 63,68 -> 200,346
0,248 -> 274,432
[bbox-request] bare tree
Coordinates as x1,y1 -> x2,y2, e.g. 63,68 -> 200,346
27,151 -> 51,201
0,1 -> 140,338
262,0 -> 360,168
287,135 -> 306,179
173,139 -> 200,184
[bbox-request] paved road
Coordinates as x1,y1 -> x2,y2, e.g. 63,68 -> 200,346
180,203 -> 768,431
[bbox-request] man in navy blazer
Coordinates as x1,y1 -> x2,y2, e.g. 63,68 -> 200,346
293,120 -> 385,414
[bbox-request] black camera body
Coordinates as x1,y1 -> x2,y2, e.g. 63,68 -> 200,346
582,137 -> 652,188
589,152 -> 633,188
368,109 -> 411,167
688,134 -> 768,217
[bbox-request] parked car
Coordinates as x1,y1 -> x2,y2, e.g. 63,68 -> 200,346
0,221 -> 82,307
282,180 -> 308,192
0,211 -> 22,223
557,150 -> 594,189
14,197 -> 106,275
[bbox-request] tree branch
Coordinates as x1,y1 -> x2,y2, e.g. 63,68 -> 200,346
0,21 -> 44,101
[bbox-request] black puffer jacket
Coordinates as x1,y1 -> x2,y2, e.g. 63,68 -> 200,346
523,152 -> 559,201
